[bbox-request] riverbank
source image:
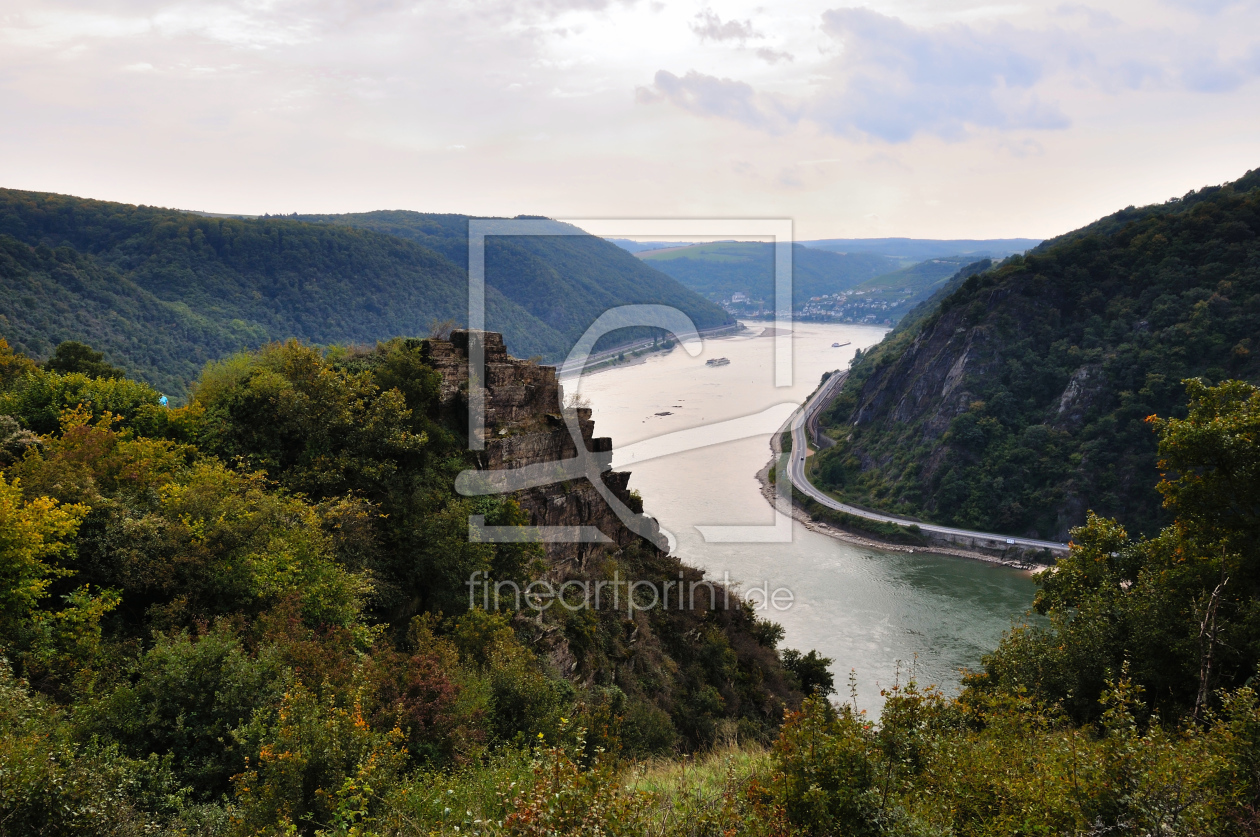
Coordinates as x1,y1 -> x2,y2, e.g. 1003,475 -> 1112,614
559,322 -> 749,380
578,319 -> 1039,707
757,434 -> 1046,571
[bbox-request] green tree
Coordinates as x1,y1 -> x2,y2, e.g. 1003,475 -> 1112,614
781,648 -> 836,698
44,341 -> 124,380
974,379 -> 1260,721
0,472 -> 86,635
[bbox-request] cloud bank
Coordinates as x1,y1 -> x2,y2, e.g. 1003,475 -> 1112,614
639,5 -> 1260,143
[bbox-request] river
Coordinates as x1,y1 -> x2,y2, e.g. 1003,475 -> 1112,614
572,320 -> 1038,712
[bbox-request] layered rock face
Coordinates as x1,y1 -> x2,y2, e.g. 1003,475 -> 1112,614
425,330 -> 656,567
850,307 -> 1001,445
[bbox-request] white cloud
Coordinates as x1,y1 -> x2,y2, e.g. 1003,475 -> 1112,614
1160,0 -> 1260,14
642,8 -> 1070,142
690,8 -> 761,43
637,69 -> 794,132
756,47 -> 793,64
810,7 -> 1069,141
641,5 -> 1260,143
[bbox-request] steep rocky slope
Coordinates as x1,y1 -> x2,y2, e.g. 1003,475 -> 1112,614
813,168 -> 1260,540
427,330 -> 800,731
425,330 -> 651,567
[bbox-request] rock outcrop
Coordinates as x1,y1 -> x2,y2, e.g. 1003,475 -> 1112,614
426,330 -> 658,568
418,332 -> 801,731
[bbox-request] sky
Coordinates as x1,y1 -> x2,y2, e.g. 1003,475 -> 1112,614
1,0 -> 1258,240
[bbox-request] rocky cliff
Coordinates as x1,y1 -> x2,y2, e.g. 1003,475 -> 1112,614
813,167 -> 1260,540
426,330 -> 655,567
419,331 -> 800,739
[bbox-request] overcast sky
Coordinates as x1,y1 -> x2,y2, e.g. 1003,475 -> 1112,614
2,0 -> 1258,239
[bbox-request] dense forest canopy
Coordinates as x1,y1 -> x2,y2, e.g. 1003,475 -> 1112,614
812,167 -> 1260,540
0,190 -> 729,398
0,333 -> 808,834
5,330 -> 1260,834
293,210 -> 733,355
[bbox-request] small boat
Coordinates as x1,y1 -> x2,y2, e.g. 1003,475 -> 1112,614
832,341 -> 851,348
705,357 -> 730,367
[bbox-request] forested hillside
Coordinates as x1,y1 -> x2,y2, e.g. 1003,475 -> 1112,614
0,190 -> 729,398
638,242 -> 988,324
8,331 -> 1260,834
0,333 -> 808,834
296,210 -> 732,350
813,167 -> 1260,540
823,256 -> 974,323
638,241 -> 899,306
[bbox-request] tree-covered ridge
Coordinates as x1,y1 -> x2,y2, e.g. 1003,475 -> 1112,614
0,232 -> 251,398
0,189 -> 569,378
637,241 -> 899,306
0,190 -> 730,398
812,167 -> 1260,540
637,242 -> 984,324
294,209 -> 733,353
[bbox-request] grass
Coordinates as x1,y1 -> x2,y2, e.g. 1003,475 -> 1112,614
370,741 -> 779,836
625,744 -> 777,836
380,747 -> 534,834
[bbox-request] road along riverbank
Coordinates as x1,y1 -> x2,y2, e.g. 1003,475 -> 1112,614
776,366 -> 1068,567
757,427 -> 1048,572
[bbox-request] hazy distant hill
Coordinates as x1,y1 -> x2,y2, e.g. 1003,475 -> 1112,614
605,238 -> 695,254
636,241 -> 996,324
839,256 -> 975,314
637,241 -> 900,307
802,237 -> 1041,260
0,191 -> 729,396
813,167 -> 1260,541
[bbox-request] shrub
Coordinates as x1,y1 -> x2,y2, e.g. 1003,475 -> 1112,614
773,697 -> 880,835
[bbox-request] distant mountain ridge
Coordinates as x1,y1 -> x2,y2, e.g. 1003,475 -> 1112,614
635,241 -> 998,324
637,241 -> 900,308
604,238 -> 695,254
0,190 -> 728,396
803,237 -> 1042,260
812,167 -> 1260,540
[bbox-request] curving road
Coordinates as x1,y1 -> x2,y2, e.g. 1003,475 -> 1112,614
787,371 -> 1070,556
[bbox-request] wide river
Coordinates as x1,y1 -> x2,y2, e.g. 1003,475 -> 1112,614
572,320 -> 1038,712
